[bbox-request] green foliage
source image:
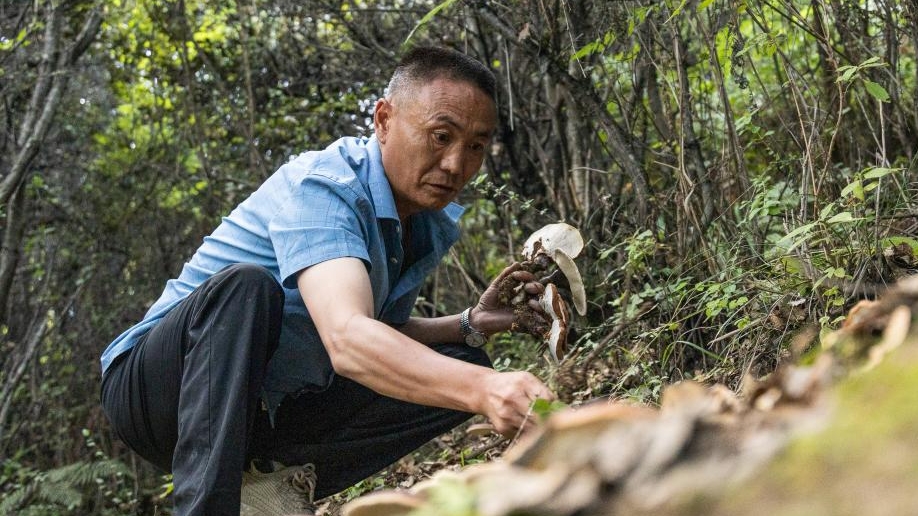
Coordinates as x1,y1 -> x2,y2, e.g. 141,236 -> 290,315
531,398 -> 568,421
336,475 -> 390,504
404,0 -> 462,46
2,0 -> 917,513
0,458 -> 131,515
836,56 -> 891,102
1,430 -> 134,516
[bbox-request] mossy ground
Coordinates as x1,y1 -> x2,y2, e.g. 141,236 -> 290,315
673,331 -> 918,516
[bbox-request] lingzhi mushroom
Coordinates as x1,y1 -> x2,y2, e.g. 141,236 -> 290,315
498,223 -> 586,363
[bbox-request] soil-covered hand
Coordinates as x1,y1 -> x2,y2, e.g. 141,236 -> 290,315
470,262 -> 546,336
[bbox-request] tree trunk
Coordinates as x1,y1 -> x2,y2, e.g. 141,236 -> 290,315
0,185 -> 26,324
0,3 -> 102,207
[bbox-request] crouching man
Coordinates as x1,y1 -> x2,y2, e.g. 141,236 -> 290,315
100,45 -> 554,515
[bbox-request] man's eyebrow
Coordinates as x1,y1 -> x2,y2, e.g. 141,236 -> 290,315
433,113 -> 493,138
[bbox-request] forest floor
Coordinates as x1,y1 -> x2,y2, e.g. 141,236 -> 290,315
315,275 -> 918,516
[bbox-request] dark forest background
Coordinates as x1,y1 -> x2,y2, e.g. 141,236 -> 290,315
1,0 -> 916,513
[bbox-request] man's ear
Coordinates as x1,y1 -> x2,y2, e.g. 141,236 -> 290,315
374,98 -> 392,144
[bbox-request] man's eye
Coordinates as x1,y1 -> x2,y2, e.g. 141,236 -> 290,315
433,132 -> 450,144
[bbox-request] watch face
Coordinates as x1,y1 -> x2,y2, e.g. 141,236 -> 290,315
465,332 -> 487,348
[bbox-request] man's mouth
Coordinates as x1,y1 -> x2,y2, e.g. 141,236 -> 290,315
428,184 -> 456,195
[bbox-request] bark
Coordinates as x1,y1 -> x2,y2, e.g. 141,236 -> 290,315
691,6 -> 750,198
474,3 -> 651,221
672,28 -> 715,230
0,257 -> 86,452
0,285 -> 50,450
0,2 -> 101,451
0,4 -> 102,208
0,185 -> 26,324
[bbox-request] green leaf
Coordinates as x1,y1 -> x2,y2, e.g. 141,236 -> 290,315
531,398 -> 568,420
0,28 -> 28,51
572,41 -> 601,61
664,0 -> 688,23
403,0 -> 461,45
863,80 -> 890,102
728,296 -> 749,309
859,56 -> 883,67
674,340 -> 725,362
840,179 -> 865,201
825,211 -> 855,224
837,65 -> 857,83
863,166 -> 900,180
777,221 -> 817,252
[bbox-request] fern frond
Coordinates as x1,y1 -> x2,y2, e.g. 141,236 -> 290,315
44,459 -> 129,487
0,482 -> 35,515
33,481 -> 81,510
18,505 -> 65,516
0,458 -> 133,515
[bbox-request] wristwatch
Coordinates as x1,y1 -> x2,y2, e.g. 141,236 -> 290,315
460,307 -> 487,347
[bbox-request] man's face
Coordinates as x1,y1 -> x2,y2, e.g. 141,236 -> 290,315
375,77 -> 497,220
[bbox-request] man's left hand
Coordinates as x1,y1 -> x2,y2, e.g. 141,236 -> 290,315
469,262 -> 545,336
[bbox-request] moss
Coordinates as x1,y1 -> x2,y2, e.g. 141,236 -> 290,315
691,337 -> 918,515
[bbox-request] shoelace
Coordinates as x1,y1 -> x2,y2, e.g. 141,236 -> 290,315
288,463 -> 317,504
241,461 -> 318,514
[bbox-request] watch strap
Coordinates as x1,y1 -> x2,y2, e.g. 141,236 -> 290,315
460,307 -> 487,347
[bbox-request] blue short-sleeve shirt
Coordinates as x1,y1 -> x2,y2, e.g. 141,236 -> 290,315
100,136 -> 464,413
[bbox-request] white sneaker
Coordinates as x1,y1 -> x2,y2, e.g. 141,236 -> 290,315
240,461 -> 317,516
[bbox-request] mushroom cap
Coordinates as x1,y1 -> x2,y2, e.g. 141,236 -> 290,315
504,401 -> 658,469
522,223 -> 585,261
466,422 -> 497,438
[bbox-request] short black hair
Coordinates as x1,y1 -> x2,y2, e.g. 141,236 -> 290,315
387,46 -> 496,104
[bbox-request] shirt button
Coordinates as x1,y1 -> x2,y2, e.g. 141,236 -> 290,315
390,257 -> 398,264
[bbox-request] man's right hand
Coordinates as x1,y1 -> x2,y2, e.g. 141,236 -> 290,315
480,370 -> 555,437
299,257 -> 556,435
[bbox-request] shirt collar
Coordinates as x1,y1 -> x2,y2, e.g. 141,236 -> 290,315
365,135 -> 400,222
364,135 -> 466,225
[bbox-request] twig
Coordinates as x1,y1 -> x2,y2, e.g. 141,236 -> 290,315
579,303 -> 657,371
464,437 -> 508,461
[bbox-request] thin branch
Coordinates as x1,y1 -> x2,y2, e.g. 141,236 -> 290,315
1,5 -> 102,208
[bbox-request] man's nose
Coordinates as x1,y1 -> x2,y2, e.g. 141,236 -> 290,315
440,146 -> 470,178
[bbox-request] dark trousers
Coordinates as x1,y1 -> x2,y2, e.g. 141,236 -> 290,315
100,264 -> 488,515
